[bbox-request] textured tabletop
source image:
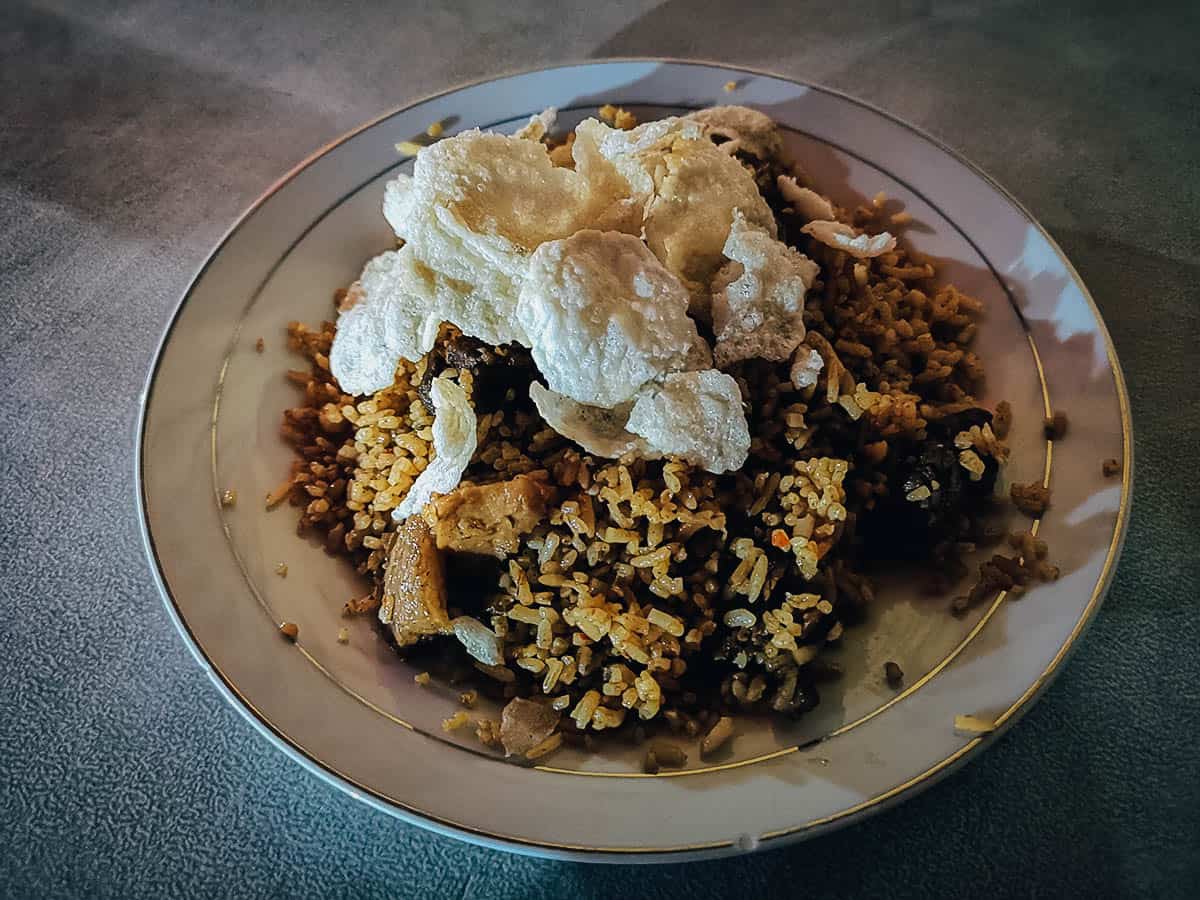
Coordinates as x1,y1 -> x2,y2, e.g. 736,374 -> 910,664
2,1 -> 1198,897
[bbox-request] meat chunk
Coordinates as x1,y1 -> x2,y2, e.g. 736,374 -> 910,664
378,516 -> 451,647
499,698 -> 560,758
856,408 -> 1001,559
416,332 -> 536,414
425,473 -> 558,557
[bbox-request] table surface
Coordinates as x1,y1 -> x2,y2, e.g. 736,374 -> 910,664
3,1 -> 1198,897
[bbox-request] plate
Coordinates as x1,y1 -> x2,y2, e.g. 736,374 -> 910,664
138,60 -> 1131,861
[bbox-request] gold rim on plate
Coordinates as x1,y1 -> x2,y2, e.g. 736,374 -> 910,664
139,58 -> 1133,858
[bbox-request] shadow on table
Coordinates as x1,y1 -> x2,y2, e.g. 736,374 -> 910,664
1,1 -> 337,239
586,0 -> 932,63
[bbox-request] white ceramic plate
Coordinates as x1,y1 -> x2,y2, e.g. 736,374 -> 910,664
139,61 -> 1131,862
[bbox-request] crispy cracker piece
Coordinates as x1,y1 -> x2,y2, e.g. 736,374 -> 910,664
513,107 -> 557,141
575,116 -> 776,319
686,105 -> 783,160
790,346 -> 825,389
626,370 -> 750,473
530,383 -> 640,459
516,230 -> 700,408
801,220 -> 897,259
777,174 -> 835,221
644,134 -> 777,319
330,247 -> 455,395
711,210 -> 819,368
392,376 -> 477,520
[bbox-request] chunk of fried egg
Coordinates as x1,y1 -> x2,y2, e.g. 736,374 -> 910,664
710,211 -> 819,368
329,248 -> 444,396
625,370 -> 750,473
801,220 -> 897,259
515,230 -> 700,408
392,376 -> 477,521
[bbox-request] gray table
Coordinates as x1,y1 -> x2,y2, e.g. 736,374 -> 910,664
3,1 -> 1198,897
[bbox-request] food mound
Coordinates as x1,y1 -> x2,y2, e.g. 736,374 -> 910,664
276,106 -> 1018,764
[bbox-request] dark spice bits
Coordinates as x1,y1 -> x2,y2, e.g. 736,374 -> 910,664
992,400 -> 1012,439
1010,480 -> 1050,517
1043,411 -> 1068,440
884,661 -> 904,689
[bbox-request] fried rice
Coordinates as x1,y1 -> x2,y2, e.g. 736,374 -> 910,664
272,106 -> 1038,760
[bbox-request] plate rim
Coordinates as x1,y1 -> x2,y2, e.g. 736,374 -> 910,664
136,56 -> 1133,863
